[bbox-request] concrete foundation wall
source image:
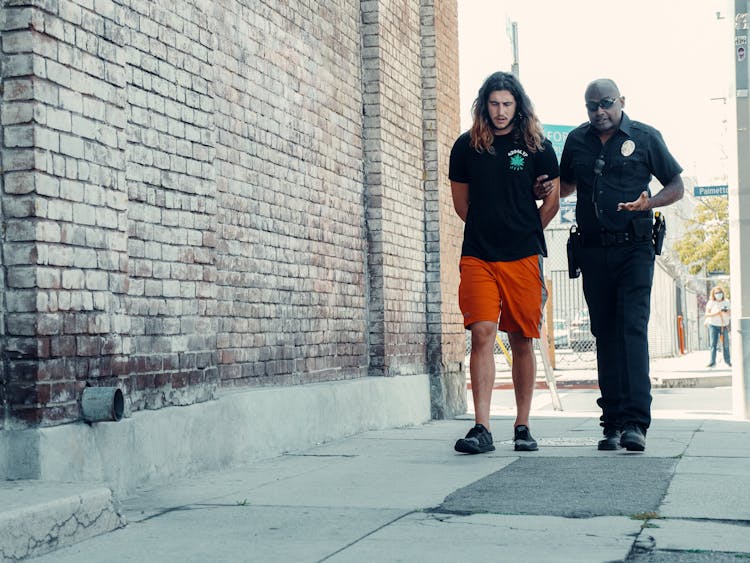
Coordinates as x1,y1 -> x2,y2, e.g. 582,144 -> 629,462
1,373 -> 430,495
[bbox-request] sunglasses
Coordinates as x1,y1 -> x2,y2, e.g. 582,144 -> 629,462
585,97 -> 617,112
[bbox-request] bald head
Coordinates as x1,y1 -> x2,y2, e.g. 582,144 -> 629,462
585,79 -> 620,100
584,78 -> 624,136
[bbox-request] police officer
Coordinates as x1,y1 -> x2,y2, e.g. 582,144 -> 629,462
537,78 -> 684,451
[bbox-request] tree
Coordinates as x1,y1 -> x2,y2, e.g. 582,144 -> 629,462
673,197 -> 729,275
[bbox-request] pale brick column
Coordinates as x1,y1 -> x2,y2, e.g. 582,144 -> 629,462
361,0 -> 430,378
421,0 -> 465,417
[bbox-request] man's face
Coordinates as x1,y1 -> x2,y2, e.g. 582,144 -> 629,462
585,89 -> 624,134
487,90 -> 516,134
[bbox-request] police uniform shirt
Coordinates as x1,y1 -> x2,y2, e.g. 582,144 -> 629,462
559,113 -> 683,233
449,132 -> 560,262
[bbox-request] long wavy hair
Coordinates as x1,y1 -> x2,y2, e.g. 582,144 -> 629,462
469,71 -> 545,153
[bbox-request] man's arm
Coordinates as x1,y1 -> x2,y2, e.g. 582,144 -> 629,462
538,177 -> 560,229
617,174 -> 684,211
560,179 -> 576,198
534,176 -> 576,199
451,181 -> 469,222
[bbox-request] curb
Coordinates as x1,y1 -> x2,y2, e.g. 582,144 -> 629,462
467,375 -> 732,391
0,481 -> 125,561
652,374 -> 732,388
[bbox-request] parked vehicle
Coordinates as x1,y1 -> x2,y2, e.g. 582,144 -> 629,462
553,319 -> 569,348
465,330 -> 510,356
569,309 -> 596,352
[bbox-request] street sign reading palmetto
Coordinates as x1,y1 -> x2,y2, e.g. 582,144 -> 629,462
693,185 -> 728,197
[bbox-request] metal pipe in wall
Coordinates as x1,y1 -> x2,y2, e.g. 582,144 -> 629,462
81,387 -> 124,423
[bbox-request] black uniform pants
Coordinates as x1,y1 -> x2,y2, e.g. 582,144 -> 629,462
579,241 -> 655,430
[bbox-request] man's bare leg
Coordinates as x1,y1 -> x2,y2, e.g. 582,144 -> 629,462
469,321 -> 498,430
508,332 -> 535,428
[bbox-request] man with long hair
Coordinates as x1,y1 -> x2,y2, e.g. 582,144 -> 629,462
450,71 -> 560,454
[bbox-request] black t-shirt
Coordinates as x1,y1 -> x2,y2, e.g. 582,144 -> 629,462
449,132 -> 559,261
559,113 -> 683,233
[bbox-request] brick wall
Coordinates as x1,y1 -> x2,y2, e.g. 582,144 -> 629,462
0,0 -> 463,428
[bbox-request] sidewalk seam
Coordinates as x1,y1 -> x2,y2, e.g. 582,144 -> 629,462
315,509 -> 418,562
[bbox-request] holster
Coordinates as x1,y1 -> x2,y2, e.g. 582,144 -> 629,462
631,217 -> 652,240
567,226 -> 581,279
652,212 -> 666,255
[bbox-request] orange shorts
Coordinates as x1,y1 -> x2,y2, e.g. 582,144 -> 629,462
458,255 -> 546,338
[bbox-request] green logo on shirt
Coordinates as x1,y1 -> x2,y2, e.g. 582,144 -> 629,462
508,149 -> 528,171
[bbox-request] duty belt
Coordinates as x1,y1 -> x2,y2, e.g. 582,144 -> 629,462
580,231 -> 651,247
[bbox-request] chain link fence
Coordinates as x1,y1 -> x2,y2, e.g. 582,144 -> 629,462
463,228 -> 692,375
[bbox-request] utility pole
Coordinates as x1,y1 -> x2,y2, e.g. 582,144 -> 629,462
507,20 -> 519,78
732,0 -> 750,418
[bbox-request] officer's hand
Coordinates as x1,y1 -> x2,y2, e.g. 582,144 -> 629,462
533,175 -> 553,200
617,191 -> 650,211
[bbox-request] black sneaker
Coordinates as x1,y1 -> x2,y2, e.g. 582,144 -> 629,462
620,423 -> 646,452
597,427 -> 622,451
513,425 -> 538,452
454,424 -> 495,454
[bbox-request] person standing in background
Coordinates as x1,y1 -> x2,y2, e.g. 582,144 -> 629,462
705,285 -> 731,368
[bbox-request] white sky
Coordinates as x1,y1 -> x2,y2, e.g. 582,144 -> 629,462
457,0 -> 734,184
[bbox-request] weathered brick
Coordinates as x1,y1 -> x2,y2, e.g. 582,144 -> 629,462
37,220 -> 62,242
46,107 -> 72,132
3,78 -> 33,101
1,101 -> 34,125
3,7 -> 34,31
3,243 -> 37,266
85,270 -> 108,290
50,335 -> 77,357
5,219 -> 36,241
37,313 -> 63,335
7,313 -> 37,336
61,269 -> 85,289
3,148 -> 36,171
3,53 -> 34,77
5,289 -> 36,311
5,266 -> 38,289
76,335 -> 102,356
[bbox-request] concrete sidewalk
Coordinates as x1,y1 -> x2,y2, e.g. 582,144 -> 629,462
17,358 -> 750,563
22,413 -> 750,562
17,354 -> 750,563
